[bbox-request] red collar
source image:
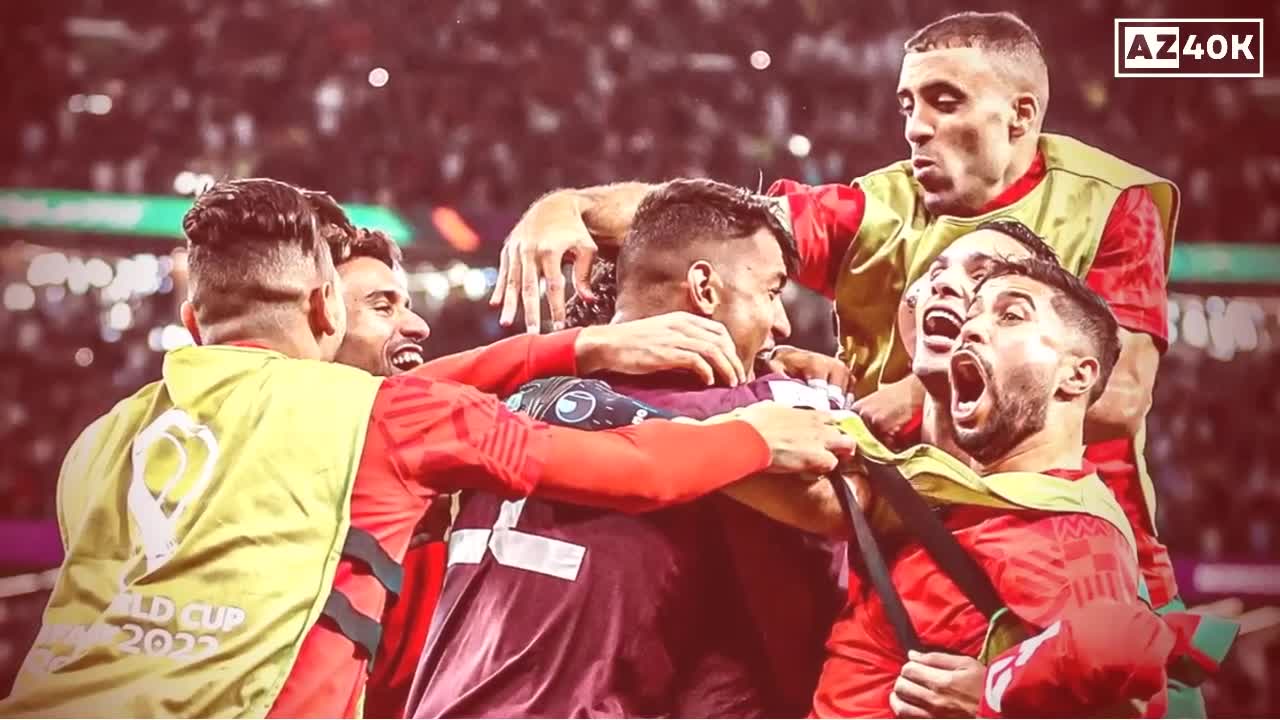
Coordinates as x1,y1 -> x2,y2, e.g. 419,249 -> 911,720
1041,460 -> 1098,481
972,150 -> 1046,216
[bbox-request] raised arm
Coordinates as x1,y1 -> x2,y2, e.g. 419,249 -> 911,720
493,182 -> 655,332
415,312 -> 749,396
1082,186 -> 1168,442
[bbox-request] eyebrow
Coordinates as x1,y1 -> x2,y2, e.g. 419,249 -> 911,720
899,80 -> 967,100
997,288 -> 1038,309
366,289 -> 411,308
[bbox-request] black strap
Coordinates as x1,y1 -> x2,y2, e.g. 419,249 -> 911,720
829,473 -> 923,654
861,462 -> 1004,619
342,526 -> 403,599
321,589 -> 383,672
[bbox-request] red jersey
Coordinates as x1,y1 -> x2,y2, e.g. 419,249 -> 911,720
812,491 -> 1143,717
768,153 -> 1177,607
265,330 -> 774,718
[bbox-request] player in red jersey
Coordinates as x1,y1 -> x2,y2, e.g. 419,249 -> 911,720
290,215 -> 850,718
488,11 -> 1178,620
408,180 -> 846,719
810,257 -> 1150,717
878,222 -> 1235,719
13,178 -> 855,719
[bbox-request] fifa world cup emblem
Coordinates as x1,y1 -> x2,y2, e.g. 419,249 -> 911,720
119,408 -> 220,589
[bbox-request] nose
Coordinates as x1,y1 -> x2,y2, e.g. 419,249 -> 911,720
905,106 -> 934,147
929,268 -> 964,301
401,310 -> 431,343
772,301 -> 793,342
959,315 -> 989,348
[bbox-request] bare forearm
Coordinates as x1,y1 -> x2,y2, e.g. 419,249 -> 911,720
1084,374 -> 1152,442
719,473 -> 849,537
1084,329 -> 1158,443
565,182 -> 655,247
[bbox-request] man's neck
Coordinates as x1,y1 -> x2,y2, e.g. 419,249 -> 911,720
920,388 -> 971,462
978,432 -> 1085,475
969,139 -> 1042,216
202,326 -> 320,360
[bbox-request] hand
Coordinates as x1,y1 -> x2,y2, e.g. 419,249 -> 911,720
575,312 -> 748,387
492,192 -> 599,333
720,401 -> 856,475
890,651 -> 985,719
766,345 -> 854,407
851,374 -> 925,441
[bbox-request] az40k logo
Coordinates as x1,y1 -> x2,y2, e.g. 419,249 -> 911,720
1116,19 -> 1263,77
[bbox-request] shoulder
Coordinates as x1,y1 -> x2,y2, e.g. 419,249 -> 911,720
982,511 -> 1136,626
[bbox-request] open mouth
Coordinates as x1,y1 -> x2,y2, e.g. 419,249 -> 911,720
389,343 -> 425,373
949,348 -> 989,423
921,304 -> 964,351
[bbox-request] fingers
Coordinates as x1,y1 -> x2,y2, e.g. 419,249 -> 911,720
889,689 -> 934,719
892,674 -> 945,716
669,349 -> 715,387
571,251 -> 597,302
499,243 -> 525,327
900,659 -> 954,690
519,246 -> 543,333
675,314 -> 746,385
541,252 -> 568,331
823,422 -> 857,457
491,242 -> 512,307
907,650 -> 972,671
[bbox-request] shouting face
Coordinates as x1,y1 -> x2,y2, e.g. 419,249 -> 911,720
333,256 -> 431,377
907,228 -> 1038,385
948,273 -> 1075,464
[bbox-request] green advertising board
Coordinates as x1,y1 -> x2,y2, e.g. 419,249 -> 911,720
0,189 -> 414,245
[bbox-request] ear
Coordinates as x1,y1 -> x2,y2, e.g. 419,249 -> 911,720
1056,353 -> 1100,402
685,260 -> 721,316
309,282 -> 343,338
180,301 -> 203,345
1009,92 -> 1040,140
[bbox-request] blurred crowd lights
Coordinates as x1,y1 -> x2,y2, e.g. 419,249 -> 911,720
173,171 -> 216,196
1168,295 -> 1268,361
368,67 -> 390,88
66,94 -> 113,116
408,263 -> 499,303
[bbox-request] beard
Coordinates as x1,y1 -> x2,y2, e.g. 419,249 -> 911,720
950,359 -> 1049,466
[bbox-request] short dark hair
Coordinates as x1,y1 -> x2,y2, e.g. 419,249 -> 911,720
566,258 -> 618,328
182,178 -> 352,327
326,226 -> 403,270
973,219 -> 1058,263
977,258 -> 1121,404
906,11 -> 1044,55
616,179 -> 798,296
905,11 -> 1049,110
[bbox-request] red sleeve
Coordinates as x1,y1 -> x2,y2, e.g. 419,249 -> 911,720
979,601 -> 1173,718
415,328 -> 580,398
766,180 -> 865,298
368,373 -> 773,512
1084,187 -> 1169,349
535,419 -> 772,513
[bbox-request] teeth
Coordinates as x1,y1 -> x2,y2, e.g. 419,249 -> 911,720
392,349 -> 423,367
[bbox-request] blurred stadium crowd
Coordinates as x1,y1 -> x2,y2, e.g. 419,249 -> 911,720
4,0 -> 1280,244
1,0 -> 1279,713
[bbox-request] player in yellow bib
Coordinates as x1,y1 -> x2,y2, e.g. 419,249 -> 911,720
492,9 -> 1182,641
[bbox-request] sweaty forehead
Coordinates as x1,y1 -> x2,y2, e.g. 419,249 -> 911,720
338,256 -> 408,297
732,227 -> 787,280
898,47 -> 1003,93
940,229 -> 1035,265
976,273 -> 1055,306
